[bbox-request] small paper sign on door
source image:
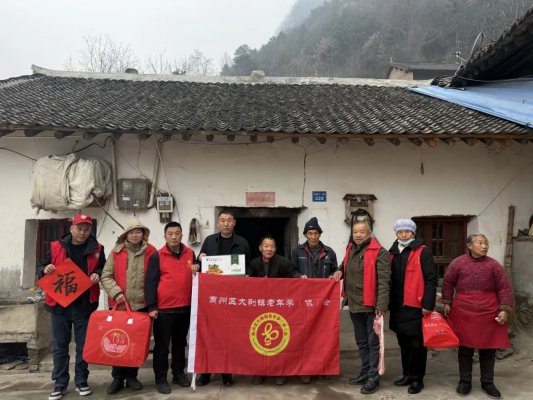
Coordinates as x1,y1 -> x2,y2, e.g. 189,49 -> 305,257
37,258 -> 94,307
201,254 -> 245,276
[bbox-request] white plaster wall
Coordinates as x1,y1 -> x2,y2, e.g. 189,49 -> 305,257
1,135 -> 532,297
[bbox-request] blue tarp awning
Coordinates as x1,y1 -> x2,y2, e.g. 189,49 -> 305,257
411,78 -> 533,128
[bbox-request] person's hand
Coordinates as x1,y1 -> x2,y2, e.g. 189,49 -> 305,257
331,270 -> 343,282
191,263 -> 200,276
300,275 -> 308,279
198,253 -> 206,261
375,309 -> 385,317
495,310 -> 508,325
115,293 -> 126,304
443,304 -> 451,317
89,273 -> 100,284
422,308 -> 431,315
149,310 -> 158,319
43,264 -> 56,274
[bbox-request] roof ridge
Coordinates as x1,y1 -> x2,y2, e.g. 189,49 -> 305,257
30,65 -> 428,88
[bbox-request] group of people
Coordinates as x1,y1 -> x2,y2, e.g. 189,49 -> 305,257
38,210 -> 513,400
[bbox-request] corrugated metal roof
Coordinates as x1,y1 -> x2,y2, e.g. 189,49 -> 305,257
412,78 -> 533,128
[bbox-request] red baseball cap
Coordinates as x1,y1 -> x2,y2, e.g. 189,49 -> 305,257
72,214 -> 93,225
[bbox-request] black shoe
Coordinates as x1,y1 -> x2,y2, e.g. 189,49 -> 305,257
275,376 -> 288,385
107,379 -> 124,394
156,382 -> 171,394
75,382 -> 92,396
360,380 -> 379,394
394,376 -> 412,386
456,381 -> 472,396
408,381 -> 424,394
126,377 -> 143,391
222,374 -> 233,387
348,373 -> 367,385
172,373 -> 191,387
252,375 -> 264,385
481,383 -> 502,399
196,374 -> 210,387
48,387 -> 67,400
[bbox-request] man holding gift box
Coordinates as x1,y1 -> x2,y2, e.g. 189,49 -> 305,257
196,209 -> 251,387
38,213 -> 106,400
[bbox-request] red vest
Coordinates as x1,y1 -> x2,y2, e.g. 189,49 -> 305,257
389,246 -> 426,308
108,243 -> 157,306
342,238 -> 383,307
46,240 -> 101,307
157,244 -> 194,309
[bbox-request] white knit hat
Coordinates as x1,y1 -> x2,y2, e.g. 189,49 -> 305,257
393,218 -> 416,233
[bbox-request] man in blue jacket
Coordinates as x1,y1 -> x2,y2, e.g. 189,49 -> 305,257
290,217 -> 338,383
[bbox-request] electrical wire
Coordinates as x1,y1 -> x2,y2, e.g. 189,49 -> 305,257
115,142 -> 150,180
60,136 -> 112,156
477,158 -> 533,216
452,74 -> 533,84
93,197 -> 124,230
0,147 -> 37,161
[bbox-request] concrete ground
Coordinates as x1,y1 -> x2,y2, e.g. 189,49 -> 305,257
1,311 -> 533,400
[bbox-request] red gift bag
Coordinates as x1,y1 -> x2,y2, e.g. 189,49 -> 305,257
83,302 -> 152,367
422,311 -> 459,349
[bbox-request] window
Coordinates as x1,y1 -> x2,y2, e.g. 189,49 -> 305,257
412,216 -> 472,282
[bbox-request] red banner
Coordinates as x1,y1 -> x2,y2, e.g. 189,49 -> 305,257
37,258 -> 93,307
188,274 -> 340,376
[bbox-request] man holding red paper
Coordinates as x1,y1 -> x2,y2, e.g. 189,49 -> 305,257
38,213 -> 105,400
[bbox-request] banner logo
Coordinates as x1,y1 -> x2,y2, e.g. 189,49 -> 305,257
101,329 -> 130,357
249,313 -> 290,356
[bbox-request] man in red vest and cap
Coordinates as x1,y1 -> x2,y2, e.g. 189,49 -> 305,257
340,219 -> 390,395
38,213 -> 106,400
145,221 -> 200,394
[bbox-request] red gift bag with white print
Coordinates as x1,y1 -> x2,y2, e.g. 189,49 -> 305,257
83,302 -> 152,367
422,311 -> 459,349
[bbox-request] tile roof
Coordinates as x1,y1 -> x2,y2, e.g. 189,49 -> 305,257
444,6 -> 533,88
0,67 -> 530,138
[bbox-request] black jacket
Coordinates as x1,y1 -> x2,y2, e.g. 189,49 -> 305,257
37,233 -> 105,314
388,238 -> 437,335
291,241 -> 338,278
199,232 -> 251,273
250,254 -> 292,278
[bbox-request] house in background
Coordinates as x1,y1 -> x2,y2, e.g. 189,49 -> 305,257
387,62 -> 459,80
0,6 -> 532,369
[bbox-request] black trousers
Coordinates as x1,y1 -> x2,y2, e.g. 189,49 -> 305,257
350,312 -> 381,383
152,312 -> 190,384
112,366 -> 139,380
396,333 -> 427,382
458,346 -> 496,384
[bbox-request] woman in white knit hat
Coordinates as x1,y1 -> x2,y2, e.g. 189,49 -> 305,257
388,218 -> 437,395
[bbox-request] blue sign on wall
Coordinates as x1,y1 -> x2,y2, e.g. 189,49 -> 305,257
312,191 -> 327,202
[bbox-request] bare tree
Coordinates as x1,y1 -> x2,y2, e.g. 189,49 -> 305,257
65,34 -> 139,73
145,51 -> 173,74
66,36 -> 215,76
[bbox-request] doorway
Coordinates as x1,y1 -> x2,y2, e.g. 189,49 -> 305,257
215,207 -> 302,260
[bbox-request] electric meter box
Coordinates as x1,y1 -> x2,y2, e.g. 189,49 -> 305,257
157,195 -> 173,213
117,178 -> 151,210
